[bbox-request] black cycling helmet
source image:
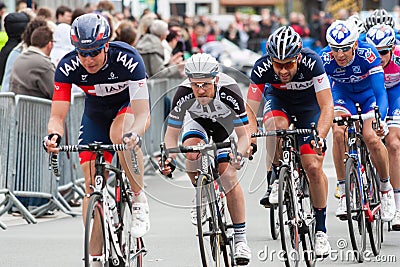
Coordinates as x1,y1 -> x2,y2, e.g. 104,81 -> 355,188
267,26 -> 302,60
70,13 -> 111,50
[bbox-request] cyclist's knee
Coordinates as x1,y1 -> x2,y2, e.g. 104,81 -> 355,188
304,162 -> 323,181
185,156 -> 201,172
332,124 -> 345,142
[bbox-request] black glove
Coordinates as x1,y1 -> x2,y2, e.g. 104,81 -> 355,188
42,133 -> 61,152
159,157 -> 177,177
122,132 -> 142,148
249,143 -> 257,160
309,137 -> 327,153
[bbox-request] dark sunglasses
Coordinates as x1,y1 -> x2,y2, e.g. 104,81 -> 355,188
378,49 -> 391,56
76,45 -> 105,58
272,59 -> 297,70
330,45 -> 353,53
190,79 -> 215,89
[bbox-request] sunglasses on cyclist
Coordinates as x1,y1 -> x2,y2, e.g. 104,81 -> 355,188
190,78 -> 216,89
377,48 -> 392,56
76,45 -> 105,58
330,44 -> 353,53
272,59 -> 297,70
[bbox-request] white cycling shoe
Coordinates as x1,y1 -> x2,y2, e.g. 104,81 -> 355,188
381,189 -> 396,222
190,198 -> 207,225
131,201 -> 150,238
314,231 -> 331,258
234,241 -> 251,266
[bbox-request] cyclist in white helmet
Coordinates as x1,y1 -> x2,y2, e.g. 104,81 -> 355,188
364,8 -> 400,43
320,19 -> 395,222
160,53 -> 252,265
247,26 -> 334,258
367,24 -> 400,230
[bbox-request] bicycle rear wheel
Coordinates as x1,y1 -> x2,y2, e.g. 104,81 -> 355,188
278,166 -> 300,267
345,158 -> 366,263
197,174 -> 221,267
85,194 -> 109,267
365,160 -> 382,256
270,204 -> 280,240
299,174 -> 316,267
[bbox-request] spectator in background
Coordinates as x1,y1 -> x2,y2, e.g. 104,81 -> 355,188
320,13 -> 333,48
2,18 -> 47,92
309,9 -> 322,47
10,26 -> 54,99
16,0 -> 37,12
0,12 -> 30,85
115,20 -> 137,46
36,7 -> 53,21
50,23 -> 74,66
55,5 -> 72,25
71,8 -> 86,23
0,2 -> 6,31
97,0 -> 115,14
224,22 -> 241,46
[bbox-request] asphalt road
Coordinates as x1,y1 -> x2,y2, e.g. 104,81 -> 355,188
1,133 -> 399,266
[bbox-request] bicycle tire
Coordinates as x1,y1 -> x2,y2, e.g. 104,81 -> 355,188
197,174 -> 222,267
216,194 -> 234,267
270,204 -> 280,240
278,166 -> 300,267
85,194 -> 109,267
345,158 -> 366,263
299,174 -> 316,267
120,197 -> 143,267
365,160 -> 382,256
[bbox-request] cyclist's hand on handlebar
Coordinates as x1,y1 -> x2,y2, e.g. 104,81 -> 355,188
247,143 -> 257,161
374,120 -> 388,138
122,132 -> 142,151
158,157 -> 176,177
229,152 -> 245,170
309,137 -> 327,156
42,133 -> 61,153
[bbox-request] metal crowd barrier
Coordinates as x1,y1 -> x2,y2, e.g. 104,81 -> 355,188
0,93 -> 37,228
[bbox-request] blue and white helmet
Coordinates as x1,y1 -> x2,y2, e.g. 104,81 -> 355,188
366,24 -> 395,48
326,20 -> 359,46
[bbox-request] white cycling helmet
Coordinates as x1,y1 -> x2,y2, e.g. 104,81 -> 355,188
184,53 -> 219,79
326,20 -> 359,47
348,15 -> 366,34
365,9 -> 395,30
366,24 -> 395,48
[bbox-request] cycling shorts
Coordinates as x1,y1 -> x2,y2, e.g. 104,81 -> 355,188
263,89 -> 320,155
387,84 -> 400,128
181,113 -> 237,163
78,95 -> 132,164
332,84 -> 376,115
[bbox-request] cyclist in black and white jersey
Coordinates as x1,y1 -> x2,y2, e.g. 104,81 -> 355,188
246,26 -> 334,257
160,53 -> 252,265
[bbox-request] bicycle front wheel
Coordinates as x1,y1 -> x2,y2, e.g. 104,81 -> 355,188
278,166 -> 300,267
121,199 -> 144,267
197,174 -> 221,267
365,160 -> 382,256
85,194 -> 109,267
345,158 -> 366,263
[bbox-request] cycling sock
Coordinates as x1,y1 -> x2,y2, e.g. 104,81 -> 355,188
314,207 -> 327,233
233,222 -> 247,244
338,180 -> 346,197
133,191 -> 147,203
379,176 -> 392,192
394,188 -> 400,211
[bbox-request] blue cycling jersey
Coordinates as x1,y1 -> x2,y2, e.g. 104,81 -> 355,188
320,40 -> 387,118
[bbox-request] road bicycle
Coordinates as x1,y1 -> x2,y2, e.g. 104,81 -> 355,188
252,124 -> 317,267
50,142 -> 146,267
160,137 -> 238,267
333,106 -> 382,262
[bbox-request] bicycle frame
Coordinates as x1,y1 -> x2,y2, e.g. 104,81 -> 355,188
336,112 -> 381,223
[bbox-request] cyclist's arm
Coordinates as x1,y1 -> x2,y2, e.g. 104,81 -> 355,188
246,83 -> 264,142
369,68 -> 388,119
235,124 -> 251,156
47,100 -> 70,137
315,88 -> 334,139
130,99 -> 150,137
164,126 -> 180,159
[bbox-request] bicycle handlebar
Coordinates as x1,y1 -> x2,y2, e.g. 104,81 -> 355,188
165,141 -> 233,154
333,112 -> 376,124
49,143 -> 139,177
251,128 -> 312,138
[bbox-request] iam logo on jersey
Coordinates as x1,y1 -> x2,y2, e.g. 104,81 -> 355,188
329,23 -> 351,44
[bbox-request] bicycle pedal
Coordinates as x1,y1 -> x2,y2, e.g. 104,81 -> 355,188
337,215 -> 348,221
235,257 -> 250,266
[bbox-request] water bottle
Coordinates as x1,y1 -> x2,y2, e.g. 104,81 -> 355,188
108,197 -> 120,227
360,164 -> 367,185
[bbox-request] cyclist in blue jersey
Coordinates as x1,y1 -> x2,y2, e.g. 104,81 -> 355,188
160,53 -> 252,265
43,14 -> 151,264
320,19 -> 396,222
246,26 -> 334,258
363,9 -> 400,42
